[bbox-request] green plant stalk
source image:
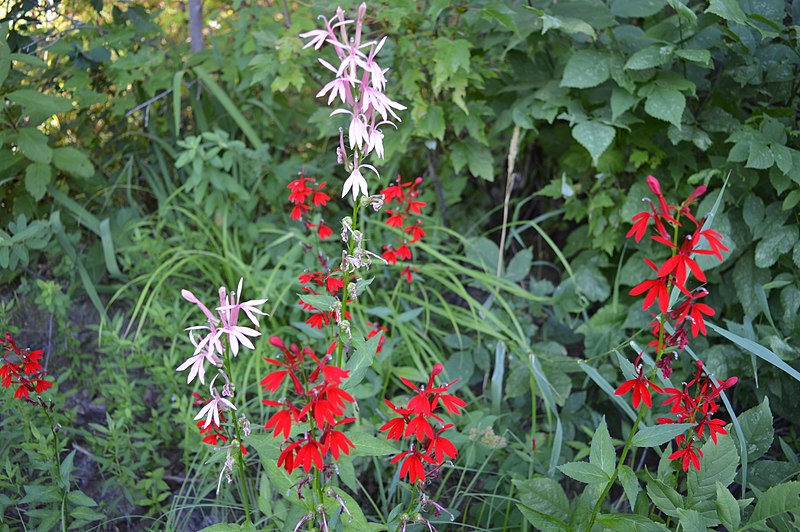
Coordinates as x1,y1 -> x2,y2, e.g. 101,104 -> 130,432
336,199 -> 360,368
222,352 -> 251,524
41,400 -> 67,530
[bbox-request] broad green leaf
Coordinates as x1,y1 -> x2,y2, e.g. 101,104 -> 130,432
538,13 -> 596,39
675,49 -> 711,67
52,147 -> 94,178
746,481 -> 800,528
611,87 -> 638,121
505,248 -> 532,283
25,162 -> 52,200
706,0 -> 747,24
572,120 -> 615,165
647,478 -> 683,517
7,89 -> 73,117
466,142 -> 494,181
343,333 -> 381,389
424,105 -> 445,141
625,46 -> 673,70
67,490 -> 98,507
644,86 -> 685,128
746,142 -> 775,169
618,465 -> 641,511
735,397 -> 774,462
0,37 -> 9,88
597,513 -> 670,531
324,486 -> 369,531
687,433 -> 739,501
560,50 -> 609,89
557,461 -> 610,484
754,225 -> 798,268
611,0 -> 667,18
631,423 -> 694,448
513,477 -> 570,529
298,293 -> 337,312
590,417 -> 616,476
16,127 -> 52,164
676,508 -> 706,532
716,481 -> 741,531
347,432 -> 398,457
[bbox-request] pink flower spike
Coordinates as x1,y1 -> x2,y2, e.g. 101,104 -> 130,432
195,380 -> 236,429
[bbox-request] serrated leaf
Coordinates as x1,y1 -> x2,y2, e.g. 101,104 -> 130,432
16,127 -> 52,164
466,142 -> 495,181
25,162 -> 52,200
591,418 -> 616,476
611,87 -> 638,121
625,46 -> 673,70
572,120 -> 615,165
736,397 -> 773,462
746,142 -> 775,169
558,461 -> 610,484
611,0 -> 667,18
687,434 -> 739,500
746,481 -> 800,527
347,432 -> 398,457
513,477 -> 570,528
647,478 -> 683,517
618,465 -> 641,511
7,89 -> 73,117
706,0 -> 747,24
716,481 -> 741,531
52,147 -> 94,178
644,86 -> 685,128
755,225 -> 798,268
631,423 -> 695,448
675,49 -> 711,66
561,50 -> 609,89
675,508 -> 705,532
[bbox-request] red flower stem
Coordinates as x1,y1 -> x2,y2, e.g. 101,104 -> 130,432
222,351 -> 252,523
589,208 -> 685,529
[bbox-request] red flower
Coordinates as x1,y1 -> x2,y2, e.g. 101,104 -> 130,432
629,259 -> 670,314
427,425 -> 458,463
396,244 -> 412,261
668,435 -> 703,472
391,448 -> 436,484
385,210 -> 406,228
404,221 -> 426,243
382,246 -> 398,265
671,289 -> 714,337
615,356 -> 662,409
296,436 -> 325,472
321,419 -> 356,459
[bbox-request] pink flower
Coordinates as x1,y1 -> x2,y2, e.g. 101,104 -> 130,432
195,379 -> 237,429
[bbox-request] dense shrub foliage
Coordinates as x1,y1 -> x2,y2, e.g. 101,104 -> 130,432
1,0 -> 799,530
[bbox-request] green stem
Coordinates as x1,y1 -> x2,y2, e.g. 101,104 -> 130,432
588,406 -> 646,528
223,353 -> 251,523
336,199 -> 360,368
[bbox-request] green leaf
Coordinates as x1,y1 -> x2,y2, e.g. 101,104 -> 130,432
538,13 -> 596,39
736,397 -> 774,462
611,0 -> 667,17
708,321 -> 800,382
67,490 -> 98,507
6,89 -> 73,117
558,461 -> 610,484
505,248 -> 532,283
60,450 -> 77,488
298,293 -> 337,312
625,46 -> 673,70
572,120 -> 615,165
631,423 -> 694,448
347,432 -> 398,457
675,49 -> 711,67
706,0 -> 747,24
597,513 -> 670,531
644,86 -> 685,128
647,478 -> 683,517
675,508 -> 706,532
560,50 -> 610,89
687,433 -> 739,500
424,105 -> 445,141
52,147 -> 94,178
466,142 -> 495,181
611,88 -> 638,121
716,481 -> 741,531
343,333 -> 381,389
746,142 -> 775,169
590,417 -> 616,476
618,465 -> 641,511
0,37 -> 9,88
754,225 -> 798,268
16,127 -> 52,164
513,477 -> 570,529
746,481 -> 800,528
25,163 -> 52,201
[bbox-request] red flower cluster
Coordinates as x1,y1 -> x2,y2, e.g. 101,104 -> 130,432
380,364 -> 465,484
262,336 -> 356,474
191,392 -> 248,455
287,171 -> 333,240
297,269 -> 348,329
380,176 -> 427,283
618,176 -> 737,472
660,361 -> 737,471
1,332 -> 52,400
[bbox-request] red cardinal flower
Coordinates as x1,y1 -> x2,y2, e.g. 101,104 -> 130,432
669,434 -> 703,472
615,355 -> 662,409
